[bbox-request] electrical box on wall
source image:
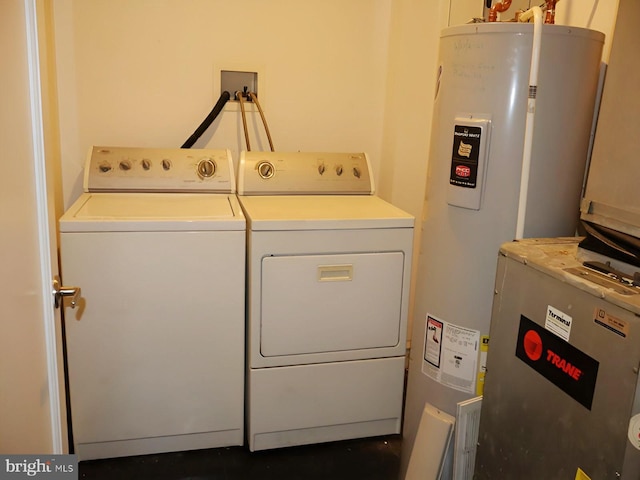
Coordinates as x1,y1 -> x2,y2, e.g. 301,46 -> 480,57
221,70 -> 258,101
214,64 -> 265,111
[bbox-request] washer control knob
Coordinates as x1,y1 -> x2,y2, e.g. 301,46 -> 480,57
257,161 -> 275,179
119,160 -> 132,171
141,159 -> 152,171
197,158 -> 217,178
336,165 -> 343,176
318,164 -> 326,175
353,167 -> 361,178
162,159 -> 172,171
99,162 -> 112,173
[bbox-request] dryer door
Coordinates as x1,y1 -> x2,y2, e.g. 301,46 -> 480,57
260,252 -> 405,361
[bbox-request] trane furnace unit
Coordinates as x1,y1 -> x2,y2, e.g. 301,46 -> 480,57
474,239 -> 640,479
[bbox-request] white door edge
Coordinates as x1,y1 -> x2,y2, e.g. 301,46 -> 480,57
25,0 -> 64,454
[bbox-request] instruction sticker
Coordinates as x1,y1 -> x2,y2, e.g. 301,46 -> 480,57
422,314 -> 480,394
545,305 -> 572,341
594,307 -> 629,338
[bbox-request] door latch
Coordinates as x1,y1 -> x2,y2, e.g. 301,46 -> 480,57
53,276 -> 81,309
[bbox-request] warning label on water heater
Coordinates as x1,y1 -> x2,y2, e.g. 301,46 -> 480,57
422,314 -> 480,394
450,124 -> 482,188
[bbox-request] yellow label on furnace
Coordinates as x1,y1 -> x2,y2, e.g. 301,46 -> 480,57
575,467 -> 592,480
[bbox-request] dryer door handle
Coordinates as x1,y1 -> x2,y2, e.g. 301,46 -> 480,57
317,264 -> 353,282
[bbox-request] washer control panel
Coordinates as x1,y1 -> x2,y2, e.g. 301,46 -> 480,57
238,151 -> 374,195
84,146 -> 235,193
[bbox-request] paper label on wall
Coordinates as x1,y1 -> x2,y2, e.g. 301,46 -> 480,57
545,305 -> 572,341
422,314 -> 480,394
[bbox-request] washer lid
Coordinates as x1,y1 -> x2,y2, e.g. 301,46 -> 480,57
60,193 -> 245,232
239,195 -> 414,231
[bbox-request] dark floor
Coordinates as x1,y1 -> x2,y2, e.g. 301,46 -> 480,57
78,435 -> 402,480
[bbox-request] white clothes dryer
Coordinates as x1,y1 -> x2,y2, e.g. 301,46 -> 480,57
59,147 -> 245,460
237,151 -> 414,451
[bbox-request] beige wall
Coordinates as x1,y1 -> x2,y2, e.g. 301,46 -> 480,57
53,0 -> 393,209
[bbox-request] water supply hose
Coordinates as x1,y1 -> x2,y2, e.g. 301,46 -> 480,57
237,91 -> 251,151
248,92 -> 275,152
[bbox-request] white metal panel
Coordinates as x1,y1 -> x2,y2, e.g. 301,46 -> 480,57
260,252 -> 404,357
248,357 -> 405,451
59,193 -> 245,232
61,229 -> 245,459
247,227 -> 414,368
239,195 -> 414,231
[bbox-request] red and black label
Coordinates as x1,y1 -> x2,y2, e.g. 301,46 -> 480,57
515,315 -> 599,410
450,124 -> 481,188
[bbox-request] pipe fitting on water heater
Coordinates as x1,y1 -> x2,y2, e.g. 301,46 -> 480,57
488,0 -> 558,24
488,0 -> 512,22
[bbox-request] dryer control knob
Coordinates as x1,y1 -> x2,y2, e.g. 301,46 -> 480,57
353,167 -> 361,178
162,159 -> 172,171
99,162 -> 112,173
318,164 -> 326,175
257,161 -> 275,179
119,160 -> 132,171
197,158 -> 217,178
336,165 -> 343,176
141,159 -> 152,171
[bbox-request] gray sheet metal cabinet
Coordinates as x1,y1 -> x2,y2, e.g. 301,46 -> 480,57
475,239 -> 640,479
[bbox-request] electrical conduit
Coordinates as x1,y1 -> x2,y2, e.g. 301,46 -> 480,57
514,5 -> 543,240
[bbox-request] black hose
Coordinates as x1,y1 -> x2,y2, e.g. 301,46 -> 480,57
181,90 -> 231,148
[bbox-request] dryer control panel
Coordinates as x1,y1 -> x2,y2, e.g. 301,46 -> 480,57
238,151 -> 374,195
84,146 -> 236,193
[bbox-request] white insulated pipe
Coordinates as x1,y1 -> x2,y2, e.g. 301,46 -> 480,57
514,6 -> 543,240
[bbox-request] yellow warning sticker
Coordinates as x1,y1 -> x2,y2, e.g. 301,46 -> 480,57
575,467 -> 592,480
476,335 -> 489,396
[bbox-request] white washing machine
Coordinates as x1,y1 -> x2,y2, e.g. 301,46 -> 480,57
59,146 -> 246,460
237,151 -> 414,451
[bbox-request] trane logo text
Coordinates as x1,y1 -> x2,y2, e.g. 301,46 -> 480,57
546,349 -> 582,381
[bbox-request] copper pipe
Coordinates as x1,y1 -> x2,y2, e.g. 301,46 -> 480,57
488,0 -> 512,22
544,0 -> 558,24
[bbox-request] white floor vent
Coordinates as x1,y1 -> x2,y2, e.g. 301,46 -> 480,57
453,396 -> 483,480
405,403 -> 455,480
